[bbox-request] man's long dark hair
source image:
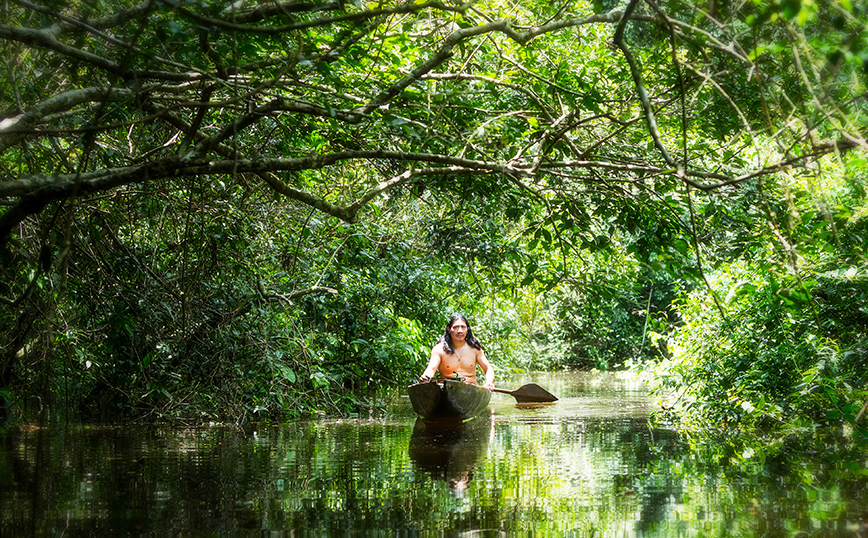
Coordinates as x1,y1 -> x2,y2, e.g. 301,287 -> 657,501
440,313 -> 483,354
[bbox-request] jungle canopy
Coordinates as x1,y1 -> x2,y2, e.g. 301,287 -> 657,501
1,0 -> 866,428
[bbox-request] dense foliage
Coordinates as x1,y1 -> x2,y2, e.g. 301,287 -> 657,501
0,0 -> 866,436
647,152 -> 868,438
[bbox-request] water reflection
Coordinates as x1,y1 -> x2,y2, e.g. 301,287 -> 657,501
1,371 -> 866,536
408,415 -> 493,496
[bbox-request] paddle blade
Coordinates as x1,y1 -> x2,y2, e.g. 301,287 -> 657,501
508,383 -> 558,403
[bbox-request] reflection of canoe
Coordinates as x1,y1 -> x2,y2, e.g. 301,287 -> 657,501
408,379 -> 492,420
408,415 -> 492,493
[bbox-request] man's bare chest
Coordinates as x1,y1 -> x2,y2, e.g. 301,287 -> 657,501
444,346 -> 474,367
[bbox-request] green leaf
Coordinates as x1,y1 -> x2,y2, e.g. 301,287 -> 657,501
281,366 -> 296,384
672,238 -> 689,255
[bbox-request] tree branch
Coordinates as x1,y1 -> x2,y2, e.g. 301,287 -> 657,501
258,280 -> 338,304
155,0 -> 472,33
0,86 -> 132,153
612,0 -> 678,171
0,151 -> 531,242
0,23 -> 124,75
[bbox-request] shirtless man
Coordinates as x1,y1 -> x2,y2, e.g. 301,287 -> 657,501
419,314 -> 495,391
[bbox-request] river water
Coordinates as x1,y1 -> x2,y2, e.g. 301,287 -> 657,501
1,371 -> 866,536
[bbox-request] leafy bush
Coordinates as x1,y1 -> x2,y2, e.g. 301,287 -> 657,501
649,264 -> 868,436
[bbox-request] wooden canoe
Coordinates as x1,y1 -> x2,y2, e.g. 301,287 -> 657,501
408,379 -> 492,421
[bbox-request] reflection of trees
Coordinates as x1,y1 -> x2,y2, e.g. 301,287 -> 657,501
472,417 -> 686,534
1,425 -> 319,533
2,420 -> 867,534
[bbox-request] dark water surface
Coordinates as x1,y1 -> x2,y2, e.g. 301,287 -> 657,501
2,371 -> 866,536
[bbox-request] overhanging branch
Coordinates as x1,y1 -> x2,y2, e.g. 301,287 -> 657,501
0,151 -> 530,242
612,0 -> 678,171
0,86 -> 133,153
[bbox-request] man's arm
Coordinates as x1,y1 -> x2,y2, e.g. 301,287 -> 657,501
477,350 -> 495,391
418,345 -> 442,382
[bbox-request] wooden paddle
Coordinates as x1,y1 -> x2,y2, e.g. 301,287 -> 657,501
492,383 -> 558,403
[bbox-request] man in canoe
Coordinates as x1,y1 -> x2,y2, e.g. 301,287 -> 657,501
418,314 -> 495,391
